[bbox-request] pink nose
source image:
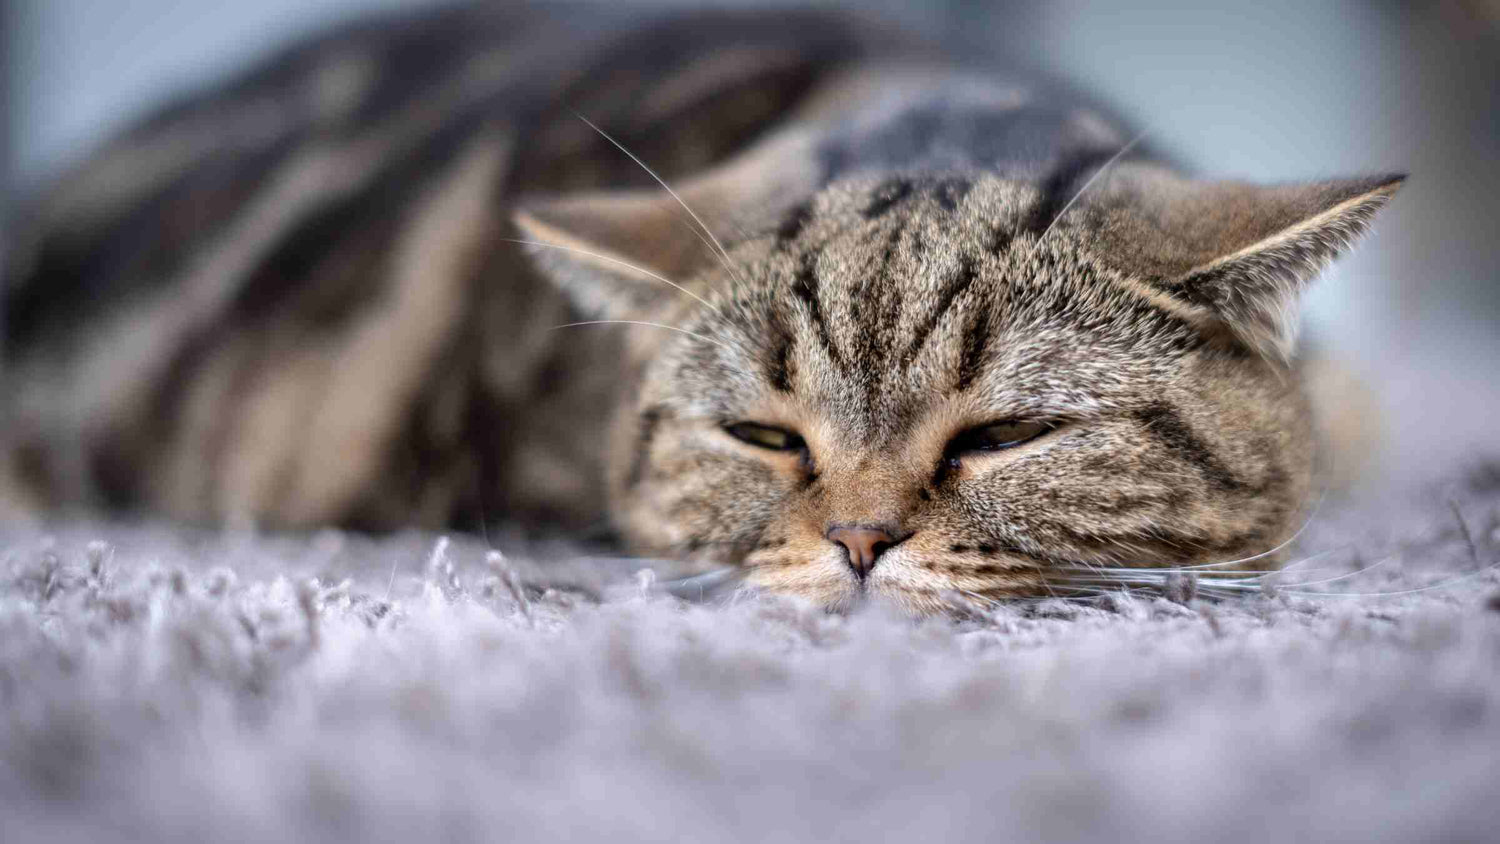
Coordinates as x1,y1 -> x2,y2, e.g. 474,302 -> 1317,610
826,525 -> 904,578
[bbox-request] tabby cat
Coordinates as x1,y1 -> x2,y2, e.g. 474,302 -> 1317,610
1,4 -> 1400,613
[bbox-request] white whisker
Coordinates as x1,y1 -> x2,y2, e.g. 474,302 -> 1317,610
570,110 -> 743,285
383,557 -> 400,602
502,238 -> 720,314
657,567 -> 748,601
1273,553 -> 1396,589
1026,127 -> 1150,262
1166,488 -> 1328,571
1048,548 -> 1347,589
1276,559 -> 1500,599
959,589 -> 998,607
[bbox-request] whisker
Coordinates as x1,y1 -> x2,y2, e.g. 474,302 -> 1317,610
1271,553 -> 1396,589
1026,127 -> 1150,262
663,208 -> 740,286
656,566 -> 749,602
1275,558 -> 1500,599
1203,548 -> 1344,583
1194,583 -> 1255,601
1046,548 -> 1346,589
474,460 -> 494,550
570,110 -> 743,286
1059,457 -> 1332,585
965,586 -> 1107,606
1067,563 -> 1302,579
959,589 -> 1000,608
551,320 -> 731,350
956,588 -> 1088,608
1449,498 -> 1483,569
383,557 -> 400,602
1273,545 -> 1345,575
1164,488 -> 1329,572
1043,543 -> 1498,605
1050,571 -> 1206,589
502,238 -> 721,314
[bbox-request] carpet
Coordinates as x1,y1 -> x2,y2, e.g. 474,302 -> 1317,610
4,464 -> 1500,843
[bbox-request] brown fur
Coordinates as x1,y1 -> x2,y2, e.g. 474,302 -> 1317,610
518,137 -> 1399,615
2,6 -> 1402,614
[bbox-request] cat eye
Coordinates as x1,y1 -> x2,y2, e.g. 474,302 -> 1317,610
946,420 -> 1054,455
724,422 -> 806,452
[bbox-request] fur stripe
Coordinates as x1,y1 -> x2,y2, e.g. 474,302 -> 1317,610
5,138 -> 303,356
902,255 -> 977,369
955,307 -> 991,392
791,251 -> 844,369
862,178 -> 913,219
1135,403 -> 1246,492
989,221 -> 1016,255
216,133 -> 509,524
929,176 -> 972,212
765,312 -> 795,392
850,220 -> 909,381
775,200 -> 814,245
626,405 -> 667,489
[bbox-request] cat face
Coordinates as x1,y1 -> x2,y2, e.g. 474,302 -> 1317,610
518,163 -> 1400,614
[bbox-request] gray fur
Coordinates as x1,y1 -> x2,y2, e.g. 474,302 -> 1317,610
2,471 -> 1499,841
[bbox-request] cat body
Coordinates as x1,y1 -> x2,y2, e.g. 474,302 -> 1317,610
2,4 -> 1400,612
4,4 -> 883,529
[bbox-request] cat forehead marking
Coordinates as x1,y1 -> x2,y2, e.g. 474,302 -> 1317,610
689,175 -> 1200,442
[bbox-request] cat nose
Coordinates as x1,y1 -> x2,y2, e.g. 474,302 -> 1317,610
826,524 -> 906,579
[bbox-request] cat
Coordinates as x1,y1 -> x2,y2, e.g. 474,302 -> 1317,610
1,3 -> 1401,614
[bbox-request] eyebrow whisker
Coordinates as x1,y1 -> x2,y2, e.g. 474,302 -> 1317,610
1026,127 -> 1150,262
570,109 -> 745,288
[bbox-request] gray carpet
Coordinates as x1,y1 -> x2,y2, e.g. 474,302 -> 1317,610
4,466 -> 1500,843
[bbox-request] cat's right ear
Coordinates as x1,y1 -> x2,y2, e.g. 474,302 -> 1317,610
514,127 -> 819,320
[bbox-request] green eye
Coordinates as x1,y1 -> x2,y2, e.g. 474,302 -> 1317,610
947,420 -> 1053,454
725,422 -> 805,451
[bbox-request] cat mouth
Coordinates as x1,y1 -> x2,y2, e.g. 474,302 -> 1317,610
729,540 -> 1178,612
856,546 -> 1112,610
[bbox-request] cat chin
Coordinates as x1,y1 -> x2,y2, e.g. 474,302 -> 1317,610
736,550 -> 980,616
746,568 -> 959,617
743,560 -> 861,610
827,585 -> 967,618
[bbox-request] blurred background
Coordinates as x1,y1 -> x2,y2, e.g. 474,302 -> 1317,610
3,0 -> 1498,485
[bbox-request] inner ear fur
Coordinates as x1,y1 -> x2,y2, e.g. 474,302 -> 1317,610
1089,164 -> 1405,359
512,192 -> 714,320
512,127 -> 819,320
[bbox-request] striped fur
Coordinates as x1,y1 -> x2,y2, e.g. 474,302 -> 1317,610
2,4 -> 1401,613
2,4 -> 891,529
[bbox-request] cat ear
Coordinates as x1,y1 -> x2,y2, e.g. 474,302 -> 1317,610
1166,174 -> 1404,359
513,128 -> 817,320
1095,167 -> 1405,359
512,190 -> 719,320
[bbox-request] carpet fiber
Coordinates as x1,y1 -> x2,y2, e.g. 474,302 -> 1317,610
4,466 -> 1500,843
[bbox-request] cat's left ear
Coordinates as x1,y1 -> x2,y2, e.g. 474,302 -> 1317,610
512,190 -> 721,320
1097,167 -> 1405,359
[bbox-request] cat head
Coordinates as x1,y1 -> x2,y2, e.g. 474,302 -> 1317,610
515,148 -> 1401,614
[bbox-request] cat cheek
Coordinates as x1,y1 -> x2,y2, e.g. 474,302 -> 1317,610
636,448 -> 798,559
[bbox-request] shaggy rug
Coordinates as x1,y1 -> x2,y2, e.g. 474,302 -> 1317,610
4,465 -> 1500,843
